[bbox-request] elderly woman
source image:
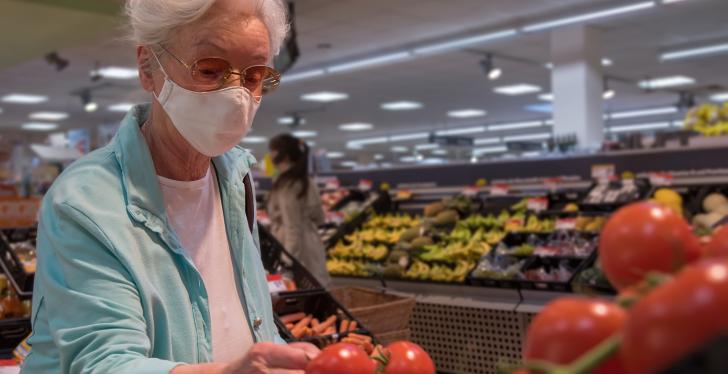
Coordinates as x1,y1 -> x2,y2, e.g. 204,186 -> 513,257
22,0 -> 319,373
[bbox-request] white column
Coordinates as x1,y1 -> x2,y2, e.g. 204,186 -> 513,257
551,25 -> 604,150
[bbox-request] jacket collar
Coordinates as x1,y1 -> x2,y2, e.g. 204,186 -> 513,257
113,104 -> 257,222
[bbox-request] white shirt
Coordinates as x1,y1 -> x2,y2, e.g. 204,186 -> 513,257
158,167 -> 254,362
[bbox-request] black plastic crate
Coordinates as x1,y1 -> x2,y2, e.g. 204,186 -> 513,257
516,256 -> 591,292
258,226 -> 323,295
0,318 -> 31,356
0,230 -> 36,298
466,255 -> 529,289
272,291 -> 375,348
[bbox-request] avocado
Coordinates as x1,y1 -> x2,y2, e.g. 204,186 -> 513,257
424,202 -> 446,217
411,236 -> 434,249
434,209 -> 459,226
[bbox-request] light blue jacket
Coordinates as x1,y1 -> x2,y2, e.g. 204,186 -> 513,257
22,105 -> 282,374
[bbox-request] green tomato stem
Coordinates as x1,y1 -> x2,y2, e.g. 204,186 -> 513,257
562,335 -> 621,374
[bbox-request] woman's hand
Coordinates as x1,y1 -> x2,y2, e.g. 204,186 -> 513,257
171,342 -> 320,374
222,342 -> 320,374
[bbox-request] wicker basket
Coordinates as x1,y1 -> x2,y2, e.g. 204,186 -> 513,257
376,328 -> 411,346
329,287 -> 416,334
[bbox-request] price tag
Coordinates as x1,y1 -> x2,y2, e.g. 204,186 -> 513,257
555,218 -> 577,231
649,172 -> 674,186
544,177 -> 562,191
527,197 -> 549,212
358,179 -> 373,192
325,179 -> 340,190
591,164 -> 615,181
266,274 -> 288,294
490,183 -> 510,196
396,189 -> 413,200
461,185 -> 479,197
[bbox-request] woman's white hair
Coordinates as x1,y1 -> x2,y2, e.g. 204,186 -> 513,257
125,0 -> 289,56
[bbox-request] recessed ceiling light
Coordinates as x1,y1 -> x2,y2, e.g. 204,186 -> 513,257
525,104 -> 553,113
503,133 -> 552,142
435,126 -> 485,136
2,94 -> 48,104
374,154 -> 385,160
601,58 -> 613,66
339,122 -> 374,131
391,146 -> 409,153
608,106 -> 678,119
661,42 -> 728,61
710,92 -> 728,102
29,111 -> 68,121
608,122 -> 671,133
326,151 -> 345,159
300,91 -> 349,103
306,141 -> 316,147
538,93 -> 554,101
241,136 -> 267,144
292,130 -> 317,138
489,121 -> 544,131
522,2 -> 655,32
638,76 -> 695,89
545,63 -> 554,70
97,66 -> 138,79
340,161 -> 358,168
400,156 -> 417,163
22,122 -> 58,131
494,84 -> 542,96
474,137 -> 501,145
107,103 -> 136,112
380,101 -> 424,111
277,116 -> 295,125
447,109 -> 487,118
84,102 -> 98,112
421,158 -> 445,165
473,145 -> 508,155
432,149 -> 448,156
346,143 -> 363,150
415,144 -> 439,150
389,132 -> 429,142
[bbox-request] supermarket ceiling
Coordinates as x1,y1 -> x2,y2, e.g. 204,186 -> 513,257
1,0 -> 728,166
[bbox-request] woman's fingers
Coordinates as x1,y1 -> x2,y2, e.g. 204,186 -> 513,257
288,341 -> 321,361
249,342 -> 310,369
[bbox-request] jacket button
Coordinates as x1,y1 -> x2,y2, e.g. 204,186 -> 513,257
253,317 -> 262,329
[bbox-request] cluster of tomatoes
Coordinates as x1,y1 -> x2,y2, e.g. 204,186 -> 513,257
306,340 -> 435,374
518,202 -> 728,374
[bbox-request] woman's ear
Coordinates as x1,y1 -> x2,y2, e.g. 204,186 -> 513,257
136,45 -> 157,93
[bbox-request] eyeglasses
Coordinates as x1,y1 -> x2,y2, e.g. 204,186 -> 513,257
157,44 -> 281,99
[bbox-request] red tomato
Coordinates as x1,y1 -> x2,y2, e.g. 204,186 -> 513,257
599,202 -> 700,290
704,224 -> 728,259
523,298 -> 627,374
383,341 -> 436,374
306,343 -> 376,374
621,259 -> 728,373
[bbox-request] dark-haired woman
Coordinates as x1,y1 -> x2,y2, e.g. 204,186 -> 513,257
267,134 -> 332,287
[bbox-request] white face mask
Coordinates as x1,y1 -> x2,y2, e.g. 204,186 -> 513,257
152,56 -> 260,157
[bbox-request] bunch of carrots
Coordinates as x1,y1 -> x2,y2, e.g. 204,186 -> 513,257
279,312 -> 376,354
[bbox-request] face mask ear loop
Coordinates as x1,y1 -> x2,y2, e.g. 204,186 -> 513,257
150,48 -> 169,79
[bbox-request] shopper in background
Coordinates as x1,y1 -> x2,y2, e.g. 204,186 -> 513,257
22,1 -> 319,373
267,134 -> 333,287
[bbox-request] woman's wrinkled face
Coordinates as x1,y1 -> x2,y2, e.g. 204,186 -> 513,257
143,1 -> 271,95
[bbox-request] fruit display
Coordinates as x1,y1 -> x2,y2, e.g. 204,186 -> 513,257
496,232 -> 598,259
470,255 -> 526,281
649,187 -> 685,216
582,179 -> 647,206
403,260 -> 473,282
684,102 -> 728,136
321,188 -> 349,211
326,258 -> 381,277
0,274 -> 30,319
509,200 -> 728,374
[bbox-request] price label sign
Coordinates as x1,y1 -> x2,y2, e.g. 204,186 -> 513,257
527,197 -> 549,212
555,218 -> 577,231
544,177 -> 562,191
461,185 -> 479,197
358,179 -> 373,192
266,274 -> 288,294
490,183 -> 510,196
649,172 -> 674,186
591,164 -> 616,181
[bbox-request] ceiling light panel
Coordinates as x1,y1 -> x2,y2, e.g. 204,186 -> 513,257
608,122 -> 671,133
339,122 -> 374,131
391,146 -> 409,153
638,76 -> 695,89
389,132 -> 430,142
326,151 -> 345,159
710,92 -> 728,102
29,111 -> 68,121
608,106 -> 678,119
473,146 -> 508,155
22,122 -> 58,131
447,109 -> 487,118
2,94 -> 48,104
661,42 -> 728,61
494,84 -> 542,96
241,136 -> 267,144
538,93 -> 554,101
300,91 -> 349,102
328,52 -> 412,73
413,29 -> 518,55
503,133 -> 552,142
488,121 -> 545,131
292,130 -> 317,138
522,2 -> 656,32
380,101 -> 423,111
107,103 -> 136,112
474,137 -> 501,145
283,69 -> 326,84
435,126 -> 485,136
97,66 -> 138,79
414,144 -> 439,150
